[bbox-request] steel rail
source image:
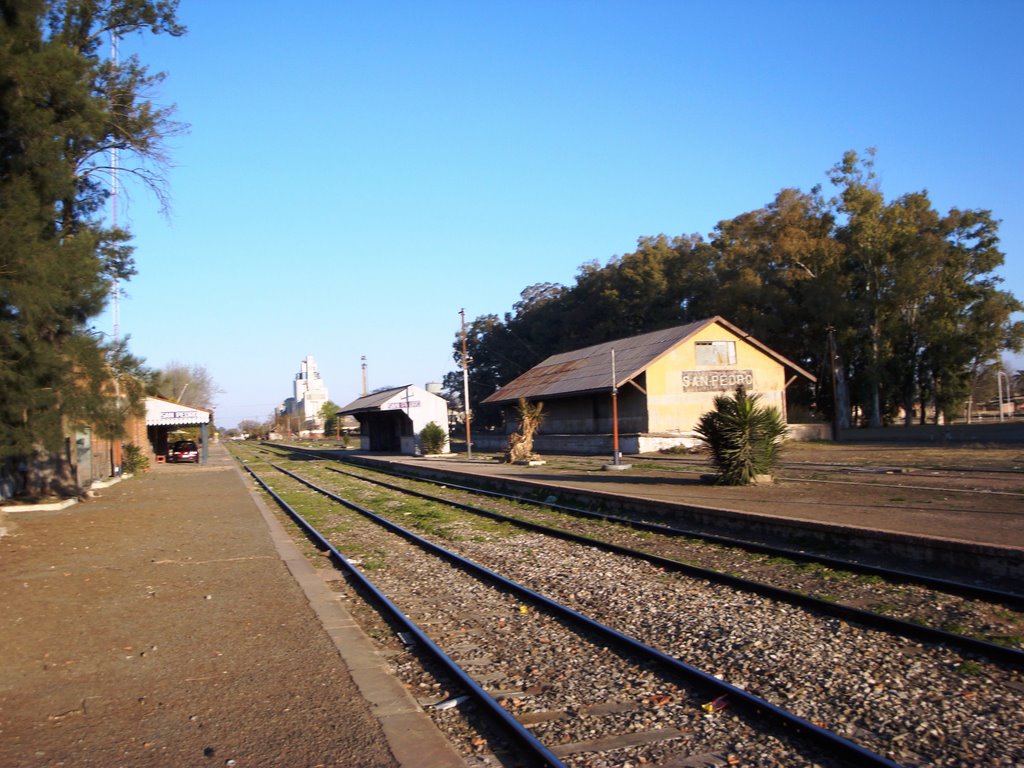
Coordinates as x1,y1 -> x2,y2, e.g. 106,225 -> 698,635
315,463 -> 1024,666
313,447 -> 1024,610
267,461 -> 906,768
244,465 -> 566,768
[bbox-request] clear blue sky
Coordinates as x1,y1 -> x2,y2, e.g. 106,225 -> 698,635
100,1 -> 1024,429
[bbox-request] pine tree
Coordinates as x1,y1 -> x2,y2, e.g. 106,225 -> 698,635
0,1 -> 184,487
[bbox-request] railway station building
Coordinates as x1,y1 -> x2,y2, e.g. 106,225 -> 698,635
338,385 -> 450,454
144,396 -> 213,464
480,316 -> 817,455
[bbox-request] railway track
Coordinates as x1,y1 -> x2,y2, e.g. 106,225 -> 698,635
314,462 -> 1024,663
236,445 -> 1024,766
312,445 -> 1023,594
268,443 -> 1024,640
245,461 -> 889,767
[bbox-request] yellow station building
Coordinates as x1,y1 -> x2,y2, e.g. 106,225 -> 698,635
482,316 -> 818,454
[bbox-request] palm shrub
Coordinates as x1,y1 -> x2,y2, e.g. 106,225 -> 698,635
418,422 -> 448,455
694,387 -> 787,485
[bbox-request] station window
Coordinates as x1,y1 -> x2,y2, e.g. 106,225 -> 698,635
695,340 -> 736,366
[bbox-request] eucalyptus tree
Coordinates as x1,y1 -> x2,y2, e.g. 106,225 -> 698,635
827,149 -> 894,427
504,281 -> 569,364
710,187 -> 846,417
830,151 -> 1022,424
876,191 -> 948,424
583,236 -> 677,339
930,208 -> 1023,420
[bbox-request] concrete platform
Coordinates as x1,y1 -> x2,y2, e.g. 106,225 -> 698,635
0,442 -> 463,768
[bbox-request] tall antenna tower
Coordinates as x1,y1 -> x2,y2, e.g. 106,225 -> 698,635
110,32 -> 120,341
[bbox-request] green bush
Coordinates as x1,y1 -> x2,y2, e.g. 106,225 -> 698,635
122,443 -> 149,475
694,387 -> 787,485
418,422 -> 448,455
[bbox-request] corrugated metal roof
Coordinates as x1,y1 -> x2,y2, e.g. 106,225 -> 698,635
338,385 -> 411,414
482,317 -> 815,406
483,320 -> 712,405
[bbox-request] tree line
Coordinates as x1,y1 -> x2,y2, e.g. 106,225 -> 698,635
447,149 -> 1023,429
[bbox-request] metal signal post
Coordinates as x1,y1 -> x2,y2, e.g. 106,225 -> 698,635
611,348 -> 620,465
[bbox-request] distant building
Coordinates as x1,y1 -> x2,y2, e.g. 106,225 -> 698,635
339,385 -> 450,454
278,355 -> 330,436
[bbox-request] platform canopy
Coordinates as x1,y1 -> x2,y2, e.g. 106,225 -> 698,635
145,397 -> 212,426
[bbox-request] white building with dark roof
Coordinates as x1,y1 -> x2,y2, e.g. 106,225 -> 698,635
339,385 -> 450,454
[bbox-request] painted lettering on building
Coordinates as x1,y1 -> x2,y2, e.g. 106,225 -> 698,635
160,410 -> 200,421
680,369 -> 754,392
385,400 -> 421,410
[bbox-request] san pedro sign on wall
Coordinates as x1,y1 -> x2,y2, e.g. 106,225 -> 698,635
680,369 -> 754,392
145,397 -> 212,426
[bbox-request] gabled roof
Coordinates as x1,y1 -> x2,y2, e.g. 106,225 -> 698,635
482,316 -> 815,406
145,396 -> 212,426
338,385 -> 412,414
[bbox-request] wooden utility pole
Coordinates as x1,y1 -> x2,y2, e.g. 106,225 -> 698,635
460,309 -> 472,460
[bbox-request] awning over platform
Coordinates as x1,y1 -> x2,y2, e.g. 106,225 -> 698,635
145,397 -> 212,426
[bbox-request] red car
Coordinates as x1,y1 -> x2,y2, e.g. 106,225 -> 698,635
168,440 -> 199,463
